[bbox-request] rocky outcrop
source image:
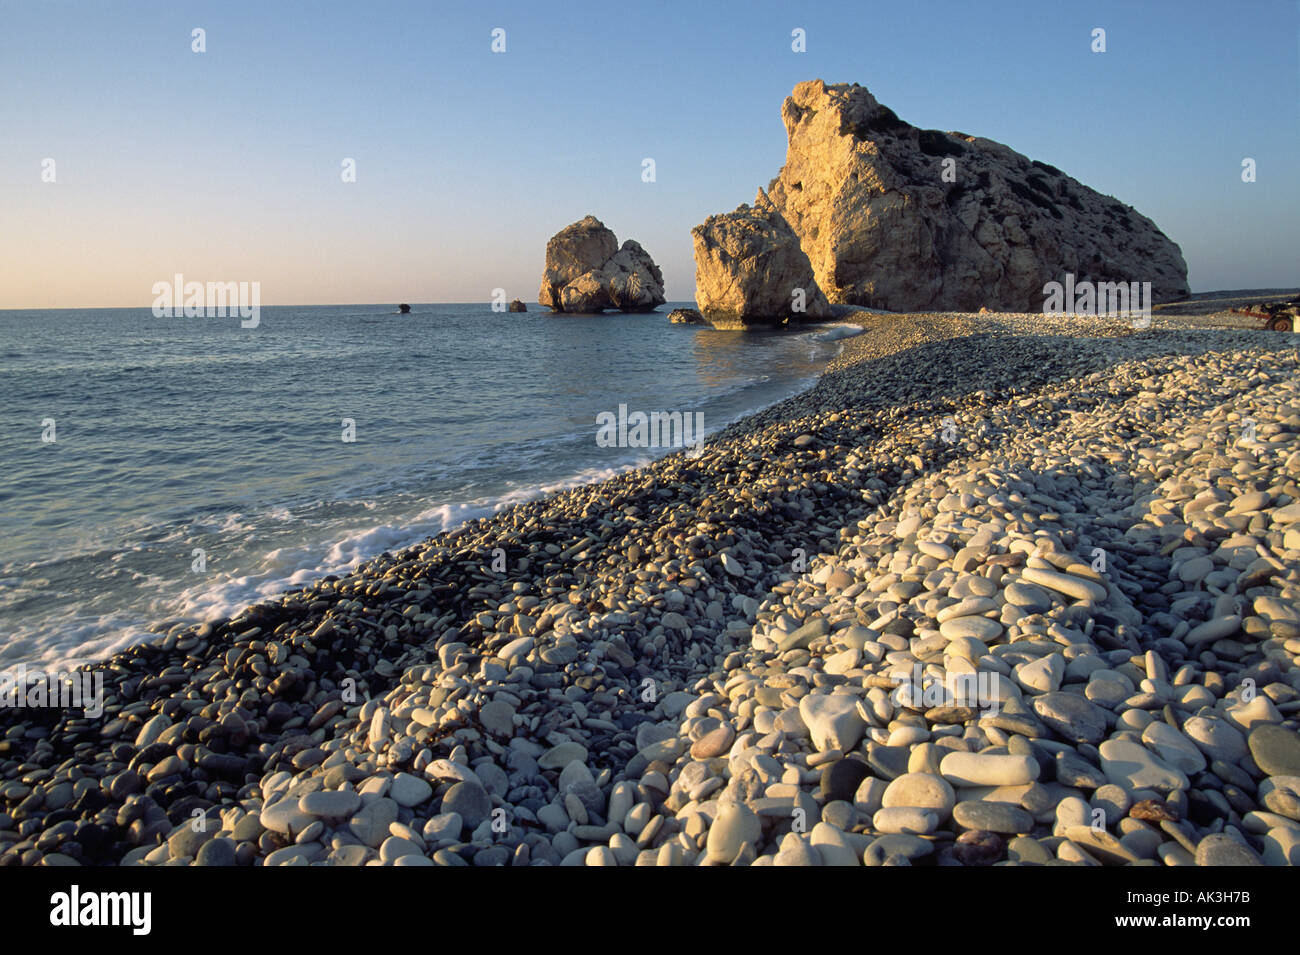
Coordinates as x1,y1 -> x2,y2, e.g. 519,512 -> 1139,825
508,299 -> 527,313
603,240 -> 665,312
668,307 -> 707,325
691,190 -> 833,329
754,80 -> 1189,312
538,216 -> 665,313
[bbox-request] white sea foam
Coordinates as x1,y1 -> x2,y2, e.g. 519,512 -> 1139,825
1,460 -> 656,678
806,322 -> 867,343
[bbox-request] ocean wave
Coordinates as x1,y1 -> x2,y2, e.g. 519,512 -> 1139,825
807,322 -> 867,343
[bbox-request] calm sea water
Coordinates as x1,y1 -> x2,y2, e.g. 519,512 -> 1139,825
0,304 -> 859,675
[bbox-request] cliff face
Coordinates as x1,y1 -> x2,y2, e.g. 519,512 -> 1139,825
761,80 -> 1189,312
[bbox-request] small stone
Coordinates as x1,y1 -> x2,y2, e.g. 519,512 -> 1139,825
809,822 -> 860,866
707,802 -> 760,864
690,724 -> 735,759
1185,615 -> 1242,646
864,834 -> 933,865
953,830 -> 1004,865
1227,491 -> 1270,514
1092,784 -> 1132,825
538,741 -> 588,770
1004,581 -> 1053,613
1007,835 -> 1053,865
1017,654 -> 1064,694
1020,567 -> 1107,603
799,693 -> 867,752
1055,750 -> 1107,789
1141,721 -> 1206,775
777,616 -> 829,652
823,648 -> 861,675
939,752 -> 1039,788
1099,740 -> 1189,792
1064,826 -> 1140,865
390,773 -> 433,808
659,613 -> 688,632
1248,724 -> 1300,776
134,714 -> 172,748
260,795 -> 313,837
441,781 -> 491,830
1262,827 -> 1300,866
1258,777 -> 1300,820
773,832 -> 822,866
866,745 -> 912,781
167,822 -> 214,861
379,836 -> 424,863
423,812 -> 464,842
195,837 -> 237,867
881,772 -> 956,819
937,598 -> 999,623
939,616 -> 1003,642
1182,715 -> 1247,763
1031,692 -> 1108,744
952,801 -> 1033,834
348,798 -> 398,848
298,790 -> 361,821
1129,799 -> 1179,823
479,700 -> 516,737
1177,556 -> 1214,583
873,807 -> 939,834
1194,833 -> 1263,866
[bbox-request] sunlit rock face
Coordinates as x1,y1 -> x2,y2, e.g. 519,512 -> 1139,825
763,79 -> 1189,311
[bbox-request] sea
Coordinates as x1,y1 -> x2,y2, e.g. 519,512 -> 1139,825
0,303 -> 861,676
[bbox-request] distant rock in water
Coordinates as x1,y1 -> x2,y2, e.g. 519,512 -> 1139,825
719,80 -> 1189,313
691,189 -> 833,330
539,215 -> 666,313
668,307 -> 707,325
508,299 -> 527,312
398,304 -> 411,314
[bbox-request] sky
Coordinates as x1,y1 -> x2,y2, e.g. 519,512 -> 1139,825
1,0 -> 1296,308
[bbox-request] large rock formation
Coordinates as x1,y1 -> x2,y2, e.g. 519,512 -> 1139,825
538,216 -> 666,313
691,190 -> 833,329
754,80 -> 1189,312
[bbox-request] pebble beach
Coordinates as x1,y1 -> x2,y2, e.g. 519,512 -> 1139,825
3,311 -> 1299,867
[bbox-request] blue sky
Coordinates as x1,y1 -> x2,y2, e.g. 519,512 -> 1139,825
1,0 -> 1296,306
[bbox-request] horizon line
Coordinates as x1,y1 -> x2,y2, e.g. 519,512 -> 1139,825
0,301 -> 701,312
0,287 -> 1282,312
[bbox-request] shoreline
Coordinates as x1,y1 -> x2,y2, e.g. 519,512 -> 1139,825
0,312 -> 854,682
2,312 -> 1297,867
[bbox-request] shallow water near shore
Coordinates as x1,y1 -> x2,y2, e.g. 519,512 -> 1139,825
0,303 -> 859,675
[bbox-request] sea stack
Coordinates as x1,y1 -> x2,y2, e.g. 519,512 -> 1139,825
398,303 -> 411,314
703,80 -> 1191,313
691,189 -> 833,329
538,216 -> 666,313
